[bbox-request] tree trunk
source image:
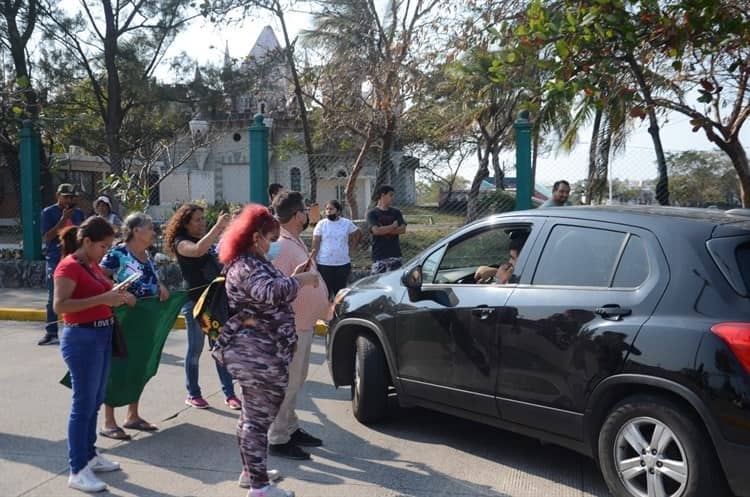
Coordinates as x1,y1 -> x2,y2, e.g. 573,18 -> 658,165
711,136 -> 750,207
626,54 -> 669,205
531,130 -> 539,198
491,144 -> 504,191
4,0 -> 52,199
277,6 -> 317,202
646,107 -> 669,205
596,122 -> 612,205
373,116 -> 396,203
103,3 -> 124,178
468,145 -> 490,222
587,108 -> 603,205
345,128 -> 375,219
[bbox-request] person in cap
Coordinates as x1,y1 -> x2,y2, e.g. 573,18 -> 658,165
94,195 -> 122,228
39,184 -> 86,345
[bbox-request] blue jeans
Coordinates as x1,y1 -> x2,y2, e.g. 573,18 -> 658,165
45,261 -> 59,336
182,300 -> 235,399
60,325 -> 112,473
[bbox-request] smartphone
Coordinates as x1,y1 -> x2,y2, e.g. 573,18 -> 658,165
112,271 -> 142,291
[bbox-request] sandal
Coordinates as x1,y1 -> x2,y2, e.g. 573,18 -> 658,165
99,427 -> 131,440
122,419 -> 158,432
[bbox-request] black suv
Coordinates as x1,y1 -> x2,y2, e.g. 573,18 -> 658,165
327,206 -> 750,497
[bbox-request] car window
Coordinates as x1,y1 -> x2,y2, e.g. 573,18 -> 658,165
737,243 -> 750,294
612,235 -> 648,288
421,247 -> 443,284
434,225 -> 531,284
707,237 -> 750,297
533,225 -> 626,287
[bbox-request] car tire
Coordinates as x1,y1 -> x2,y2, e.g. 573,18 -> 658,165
351,334 -> 388,424
597,395 -> 726,497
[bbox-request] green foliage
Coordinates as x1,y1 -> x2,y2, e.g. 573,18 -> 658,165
416,177 -> 470,204
200,200 -> 244,227
100,171 -> 152,215
667,151 -> 740,208
476,191 -> 516,216
274,135 -> 304,161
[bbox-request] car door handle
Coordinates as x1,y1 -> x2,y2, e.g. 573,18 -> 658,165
472,306 -> 496,320
595,304 -> 632,320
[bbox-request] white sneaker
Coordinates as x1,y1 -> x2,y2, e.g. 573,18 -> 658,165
68,466 -> 107,493
239,469 -> 281,487
249,484 -> 294,497
88,453 -> 121,472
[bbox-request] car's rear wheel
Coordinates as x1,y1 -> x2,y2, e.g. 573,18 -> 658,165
351,334 -> 388,424
598,395 -> 725,497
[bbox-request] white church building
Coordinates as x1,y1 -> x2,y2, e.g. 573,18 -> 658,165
153,26 -> 417,219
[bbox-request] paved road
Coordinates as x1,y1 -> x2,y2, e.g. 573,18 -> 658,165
0,319 -> 613,497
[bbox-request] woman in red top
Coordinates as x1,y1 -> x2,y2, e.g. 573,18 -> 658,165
54,216 -> 136,493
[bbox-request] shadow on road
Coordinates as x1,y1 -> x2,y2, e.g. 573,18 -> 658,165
297,384 -> 611,497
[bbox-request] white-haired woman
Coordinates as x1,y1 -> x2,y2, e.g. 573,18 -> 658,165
98,213 -> 169,439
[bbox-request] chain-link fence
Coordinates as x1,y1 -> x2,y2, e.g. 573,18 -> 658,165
11,144 -> 736,275
532,144 -> 741,208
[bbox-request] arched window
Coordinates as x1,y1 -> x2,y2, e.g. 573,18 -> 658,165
290,167 -> 301,192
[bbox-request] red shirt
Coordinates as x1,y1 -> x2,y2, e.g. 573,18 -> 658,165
54,254 -> 114,324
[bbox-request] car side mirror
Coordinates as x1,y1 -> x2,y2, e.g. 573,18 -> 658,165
402,265 -> 423,289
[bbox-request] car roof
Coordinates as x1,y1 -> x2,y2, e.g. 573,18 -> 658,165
488,206 -> 750,236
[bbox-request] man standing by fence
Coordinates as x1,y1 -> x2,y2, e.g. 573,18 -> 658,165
541,180 -> 571,207
38,184 -> 85,345
368,185 -> 407,274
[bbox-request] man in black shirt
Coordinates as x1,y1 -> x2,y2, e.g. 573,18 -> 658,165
367,185 -> 407,274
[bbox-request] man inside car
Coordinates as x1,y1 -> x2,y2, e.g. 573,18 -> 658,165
474,234 -> 527,284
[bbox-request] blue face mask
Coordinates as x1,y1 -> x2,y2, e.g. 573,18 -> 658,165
266,241 -> 282,261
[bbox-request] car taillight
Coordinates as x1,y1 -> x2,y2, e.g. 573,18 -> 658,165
711,322 -> 750,374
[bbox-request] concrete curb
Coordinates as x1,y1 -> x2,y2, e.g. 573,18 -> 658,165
0,307 -> 186,329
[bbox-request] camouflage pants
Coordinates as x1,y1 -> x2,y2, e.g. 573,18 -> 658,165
222,337 -> 290,489
371,257 -> 403,274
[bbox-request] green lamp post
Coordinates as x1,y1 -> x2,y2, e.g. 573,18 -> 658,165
19,120 -> 42,260
514,110 -> 533,211
248,114 -> 269,204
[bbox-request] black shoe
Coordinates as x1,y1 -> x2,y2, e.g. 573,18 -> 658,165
290,427 -> 322,447
269,442 -> 311,460
38,335 -> 59,346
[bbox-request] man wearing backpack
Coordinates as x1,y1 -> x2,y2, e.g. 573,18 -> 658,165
268,191 -> 329,460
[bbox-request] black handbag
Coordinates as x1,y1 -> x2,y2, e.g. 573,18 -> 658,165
193,275 -> 229,341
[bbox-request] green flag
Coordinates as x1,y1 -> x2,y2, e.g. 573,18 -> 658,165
61,290 -> 188,407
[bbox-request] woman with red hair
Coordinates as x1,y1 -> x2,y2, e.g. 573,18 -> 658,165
214,204 -> 318,497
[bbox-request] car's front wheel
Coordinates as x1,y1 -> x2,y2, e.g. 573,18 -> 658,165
598,395 -> 725,497
351,334 -> 388,424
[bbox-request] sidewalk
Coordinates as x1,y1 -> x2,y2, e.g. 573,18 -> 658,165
0,287 -> 186,328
